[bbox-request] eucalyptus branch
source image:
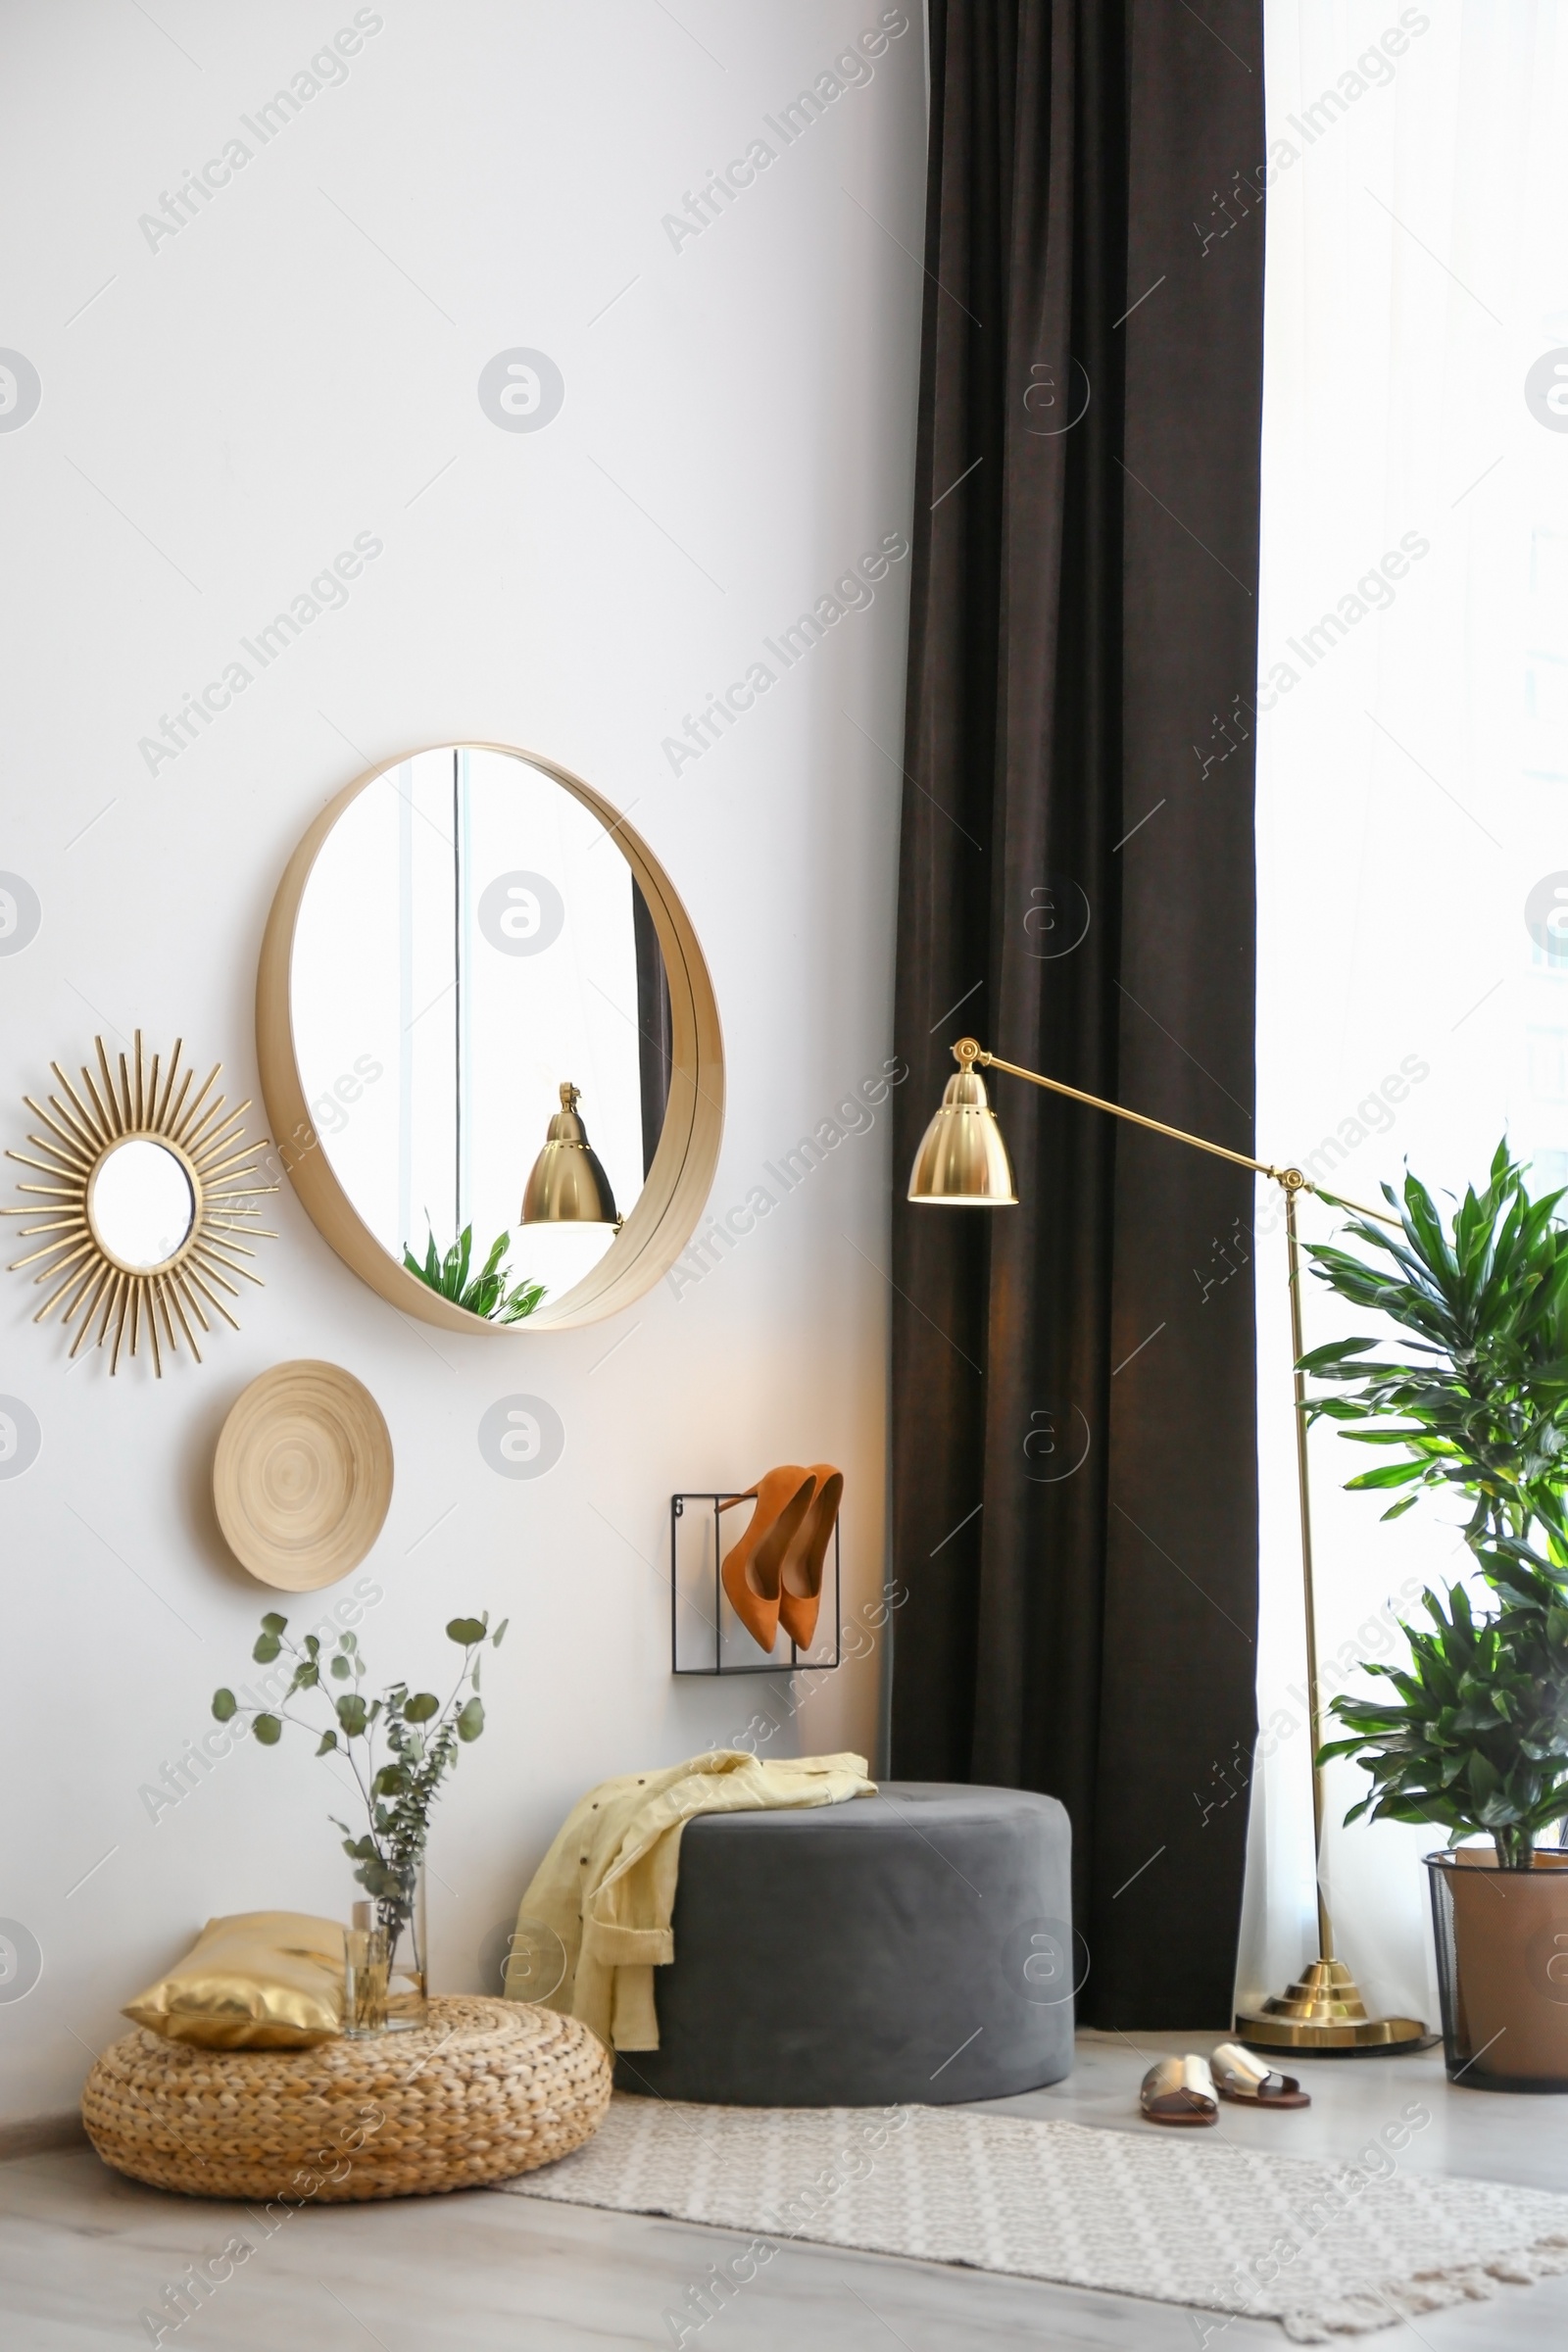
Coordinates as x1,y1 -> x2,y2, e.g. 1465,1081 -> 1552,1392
214,1608 -> 508,1936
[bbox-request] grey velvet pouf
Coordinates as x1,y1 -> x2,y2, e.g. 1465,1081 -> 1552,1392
613,1781 -> 1074,2107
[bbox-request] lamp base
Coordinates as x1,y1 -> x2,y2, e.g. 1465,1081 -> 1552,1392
1234,1957 -> 1437,2054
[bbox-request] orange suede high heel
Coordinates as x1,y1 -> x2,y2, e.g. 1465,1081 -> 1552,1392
778,1463 -> 843,1651
718,1466 -> 814,1654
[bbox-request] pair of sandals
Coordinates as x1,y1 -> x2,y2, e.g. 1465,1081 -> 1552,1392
1141,2041 -> 1309,2126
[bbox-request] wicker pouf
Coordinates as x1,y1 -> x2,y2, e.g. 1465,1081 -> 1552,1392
81,1994 -> 610,2202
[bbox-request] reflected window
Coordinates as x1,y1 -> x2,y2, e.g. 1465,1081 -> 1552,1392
291,747 -> 671,1306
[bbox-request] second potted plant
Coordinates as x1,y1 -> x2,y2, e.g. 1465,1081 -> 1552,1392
1304,1143 -> 1568,2090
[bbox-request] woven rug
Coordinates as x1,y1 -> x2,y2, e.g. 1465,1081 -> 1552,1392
495,2093 -> 1568,2341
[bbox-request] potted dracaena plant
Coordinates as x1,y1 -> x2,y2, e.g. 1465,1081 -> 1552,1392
214,1608 -> 507,2028
1300,1142 -> 1568,2089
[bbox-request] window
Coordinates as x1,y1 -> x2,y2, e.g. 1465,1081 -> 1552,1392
1243,0 -> 1568,2026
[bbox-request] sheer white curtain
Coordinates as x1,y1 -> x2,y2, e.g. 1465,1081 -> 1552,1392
1240,0 -> 1568,2023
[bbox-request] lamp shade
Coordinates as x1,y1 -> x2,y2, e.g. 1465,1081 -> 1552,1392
906,1066 -> 1017,1205
521,1083 -> 620,1227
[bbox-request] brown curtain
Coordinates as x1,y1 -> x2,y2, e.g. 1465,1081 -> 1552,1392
632,880 -> 673,1178
890,0 -> 1265,2028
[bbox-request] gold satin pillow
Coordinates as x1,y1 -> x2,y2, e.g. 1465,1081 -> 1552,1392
122,1911 -> 345,2048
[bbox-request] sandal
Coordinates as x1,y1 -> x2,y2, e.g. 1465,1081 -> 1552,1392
1210,2040 -> 1310,2108
1140,2055 -> 1217,2126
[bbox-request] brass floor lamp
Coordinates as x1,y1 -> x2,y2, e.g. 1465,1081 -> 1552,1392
907,1036 -> 1428,2052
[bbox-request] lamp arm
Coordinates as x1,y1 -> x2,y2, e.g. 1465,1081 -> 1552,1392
961,1041 -> 1400,1229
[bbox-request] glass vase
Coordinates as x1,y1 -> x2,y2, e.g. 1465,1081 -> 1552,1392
382,1861 -> 428,2031
343,1916 -> 389,2037
343,1862 -> 427,2036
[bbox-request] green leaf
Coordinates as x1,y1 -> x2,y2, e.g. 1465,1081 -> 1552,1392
456,1695 -> 485,1741
253,1712 -> 283,1745
403,1691 -> 440,1722
260,1611 -> 288,1635
497,1278 -> 547,1323
492,1618 -> 509,1646
447,1616 -> 487,1646
1298,1338 -> 1379,1372
212,1688 -> 237,1721
330,1653 -> 351,1679
316,1731 -> 338,1755
335,1693 -> 368,1739
1347,1459 -> 1429,1491
252,1633 -> 281,1663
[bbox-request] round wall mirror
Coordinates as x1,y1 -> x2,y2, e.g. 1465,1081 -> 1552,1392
87,1137 -> 196,1272
258,745 -> 724,1332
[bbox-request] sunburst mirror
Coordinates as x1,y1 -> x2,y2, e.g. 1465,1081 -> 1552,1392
3,1033 -> 275,1374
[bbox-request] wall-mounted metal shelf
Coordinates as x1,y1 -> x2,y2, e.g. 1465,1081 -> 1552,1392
670,1492 -> 842,1676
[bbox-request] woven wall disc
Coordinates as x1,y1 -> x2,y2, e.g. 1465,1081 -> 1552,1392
214,1359 -> 393,1590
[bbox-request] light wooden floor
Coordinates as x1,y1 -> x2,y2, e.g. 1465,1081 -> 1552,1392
4,2031 -> 1568,2349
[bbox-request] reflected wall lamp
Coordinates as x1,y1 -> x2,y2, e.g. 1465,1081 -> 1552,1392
521,1082 -> 621,1230
909,1035 -> 1429,2053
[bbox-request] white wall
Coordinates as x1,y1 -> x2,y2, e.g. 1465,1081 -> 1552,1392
0,0 -> 923,2120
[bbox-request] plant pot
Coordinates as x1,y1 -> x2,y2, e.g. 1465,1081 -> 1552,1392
1425,1849 -> 1568,2091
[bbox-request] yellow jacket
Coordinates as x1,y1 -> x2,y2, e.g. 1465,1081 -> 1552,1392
507,1749 -> 875,2049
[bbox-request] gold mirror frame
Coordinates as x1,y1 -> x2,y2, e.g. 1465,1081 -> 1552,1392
256,744 -> 725,1333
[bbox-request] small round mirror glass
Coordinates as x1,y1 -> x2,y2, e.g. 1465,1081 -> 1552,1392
87,1138 -> 196,1272
288,747 -> 674,1320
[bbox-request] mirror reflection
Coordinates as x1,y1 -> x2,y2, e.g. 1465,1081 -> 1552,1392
88,1137 -> 196,1273
290,747 -> 672,1315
